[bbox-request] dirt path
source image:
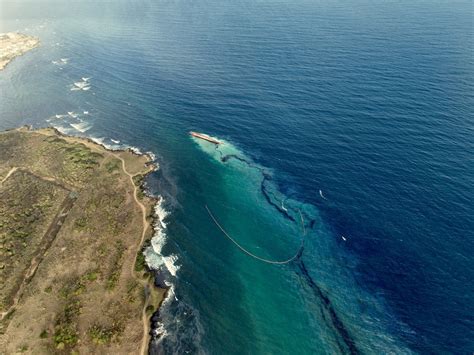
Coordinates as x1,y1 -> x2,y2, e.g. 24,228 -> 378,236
0,167 -> 18,185
113,153 -> 151,355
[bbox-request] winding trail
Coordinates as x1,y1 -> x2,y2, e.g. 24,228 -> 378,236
113,153 -> 151,355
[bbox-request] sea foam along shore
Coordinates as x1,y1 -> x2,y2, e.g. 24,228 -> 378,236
143,192 -> 182,344
145,200 -> 180,278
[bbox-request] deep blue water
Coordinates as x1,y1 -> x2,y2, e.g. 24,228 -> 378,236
0,1 -> 473,353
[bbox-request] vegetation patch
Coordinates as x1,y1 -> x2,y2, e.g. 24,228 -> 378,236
0,170 -> 68,311
88,322 -> 123,345
132,174 -> 144,187
126,280 -> 140,303
53,297 -> 82,350
74,216 -> 88,230
105,160 -> 120,173
146,304 -> 155,315
53,324 -> 78,349
106,240 -> 126,290
39,329 -> 49,339
134,250 -> 147,272
59,277 -> 86,299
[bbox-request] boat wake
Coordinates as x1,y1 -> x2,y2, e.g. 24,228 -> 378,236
319,190 -> 328,200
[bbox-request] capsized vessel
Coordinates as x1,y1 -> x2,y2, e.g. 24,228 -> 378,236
189,131 -> 221,145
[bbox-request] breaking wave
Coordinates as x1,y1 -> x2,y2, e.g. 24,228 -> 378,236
144,198 -> 180,281
70,78 -> 91,91
70,121 -> 92,133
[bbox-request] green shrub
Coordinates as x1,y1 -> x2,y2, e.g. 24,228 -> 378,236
54,325 -> 78,348
134,252 -> 146,272
40,329 -> 49,339
146,305 -> 154,315
105,160 -> 120,173
88,323 -> 123,345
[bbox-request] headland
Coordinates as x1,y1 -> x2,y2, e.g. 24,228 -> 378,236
0,127 -> 166,353
0,32 -> 39,70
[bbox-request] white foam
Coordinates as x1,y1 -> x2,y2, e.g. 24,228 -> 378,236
146,151 -> 157,162
83,111 -> 89,115
162,255 -> 180,277
144,197 -> 180,278
70,121 -> 92,133
152,320 -> 169,339
111,139 -> 120,144
72,81 -> 91,91
73,81 -> 87,88
67,111 -> 78,118
151,284 -> 176,340
89,136 -> 114,150
70,77 -> 91,91
154,200 -> 169,229
52,58 -> 68,65
130,146 -> 143,155
53,125 -> 75,135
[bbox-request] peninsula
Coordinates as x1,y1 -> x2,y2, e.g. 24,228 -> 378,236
0,127 -> 165,353
0,32 -> 39,70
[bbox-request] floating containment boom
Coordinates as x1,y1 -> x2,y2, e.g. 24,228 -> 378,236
189,131 -> 221,145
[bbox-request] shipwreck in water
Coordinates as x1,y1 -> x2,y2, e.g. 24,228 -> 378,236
189,131 -> 221,145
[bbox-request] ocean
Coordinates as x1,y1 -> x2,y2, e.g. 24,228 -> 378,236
0,0 -> 473,353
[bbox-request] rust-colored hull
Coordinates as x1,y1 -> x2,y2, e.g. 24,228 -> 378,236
189,131 -> 221,145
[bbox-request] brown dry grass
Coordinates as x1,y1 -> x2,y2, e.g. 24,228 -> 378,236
0,127 -> 164,354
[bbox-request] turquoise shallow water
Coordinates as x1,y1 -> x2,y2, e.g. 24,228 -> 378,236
0,1 -> 473,353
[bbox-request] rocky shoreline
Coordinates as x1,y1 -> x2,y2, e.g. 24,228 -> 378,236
0,32 -> 39,70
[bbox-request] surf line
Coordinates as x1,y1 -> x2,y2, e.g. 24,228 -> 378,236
205,204 -> 306,265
